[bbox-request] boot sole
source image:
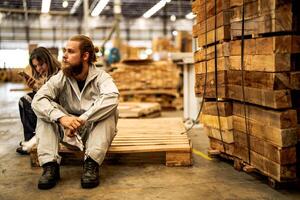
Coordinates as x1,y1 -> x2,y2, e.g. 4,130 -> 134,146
81,180 -> 99,189
38,181 -> 57,190
38,175 -> 60,190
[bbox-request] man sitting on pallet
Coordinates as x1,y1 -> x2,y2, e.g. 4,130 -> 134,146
32,35 -> 119,190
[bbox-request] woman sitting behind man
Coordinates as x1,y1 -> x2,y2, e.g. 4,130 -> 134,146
17,47 -> 60,154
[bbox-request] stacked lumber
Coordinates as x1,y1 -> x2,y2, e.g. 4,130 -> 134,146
230,0 -> 300,38
202,101 -> 234,155
193,0 -> 300,184
0,68 -> 24,83
152,37 -> 179,52
110,60 -> 182,110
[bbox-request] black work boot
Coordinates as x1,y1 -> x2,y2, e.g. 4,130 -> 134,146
81,157 -> 99,188
38,162 -> 60,190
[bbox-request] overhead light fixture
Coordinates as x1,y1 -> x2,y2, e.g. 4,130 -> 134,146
91,0 -> 110,17
170,14 -> 176,21
62,0 -> 68,8
185,12 -> 196,20
70,0 -> 82,14
143,0 -> 171,19
41,0 -> 51,13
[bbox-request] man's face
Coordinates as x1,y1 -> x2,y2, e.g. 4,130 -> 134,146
62,40 -> 83,76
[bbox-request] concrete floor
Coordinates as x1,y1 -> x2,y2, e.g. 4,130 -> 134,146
0,82 -> 300,200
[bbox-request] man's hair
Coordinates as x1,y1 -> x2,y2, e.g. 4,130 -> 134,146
69,35 -> 99,64
29,47 -> 60,79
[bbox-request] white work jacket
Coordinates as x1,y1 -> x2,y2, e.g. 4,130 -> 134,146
32,64 -> 119,123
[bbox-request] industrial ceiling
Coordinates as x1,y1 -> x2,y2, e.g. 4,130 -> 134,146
0,0 -> 192,19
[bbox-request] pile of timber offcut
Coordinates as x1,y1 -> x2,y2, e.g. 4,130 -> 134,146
110,59 -> 182,110
30,118 -> 192,167
118,102 -> 161,118
193,0 -> 300,186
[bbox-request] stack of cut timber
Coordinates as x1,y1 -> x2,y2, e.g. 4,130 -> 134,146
192,0 -> 232,47
194,42 -> 230,98
193,0 -> 300,184
230,0 -> 300,38
118,102 -> 161,118
201,101 -> 234,155
111,59 -> 182,110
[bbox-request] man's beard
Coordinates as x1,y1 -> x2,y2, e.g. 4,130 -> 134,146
62,60 -> 84,77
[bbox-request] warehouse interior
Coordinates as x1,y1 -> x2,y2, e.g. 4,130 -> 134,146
0,0 -> 300,199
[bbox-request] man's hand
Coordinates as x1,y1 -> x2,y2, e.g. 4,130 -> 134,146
58,116 -> 85,136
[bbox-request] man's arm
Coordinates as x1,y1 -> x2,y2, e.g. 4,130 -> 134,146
31,72 -> 68,123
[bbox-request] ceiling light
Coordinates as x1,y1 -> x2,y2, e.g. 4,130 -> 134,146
185,12 -> 196,20
172,30 -> 178,36
62,0 -> 68,8
91,0 -> 110,17
170,14 -> 176,21
70,0 -> 82,14
143,0 -> 171,19
41,0 -> 51,13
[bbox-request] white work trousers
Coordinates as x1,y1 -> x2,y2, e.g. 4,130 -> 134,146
36,112 -> 118,166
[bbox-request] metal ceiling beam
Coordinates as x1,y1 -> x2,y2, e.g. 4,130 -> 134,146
0,8 -> 69,15
23,0 -> 30,43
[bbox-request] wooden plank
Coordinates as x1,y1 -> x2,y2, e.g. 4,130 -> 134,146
194,57 -> 229,73
233,102 -> 297,129
195,85 -> 228,99
230,2 -> 298,36
200,114 -> 233,130
203,101 -> 232,116
290,72 -> 300,90
198,25 -> 231,47
233,115 -> 298,147
229,54 -> 291,72
233,130 -> 296,165
195,11 -> 232,35
195,70 -> 227,87
234,145 -> 297,182
195,0 -> 231,23
230,0 -> 259,22
227,85 -> 292,109
209,137 -> 235,155
118,102 -> 161,118
205,126 -> 234,143
229,36 -> 300,55
229,0 -> 257,9
166,151 -> 192,167
227,70 -> 290,90
194,42 -> 230,62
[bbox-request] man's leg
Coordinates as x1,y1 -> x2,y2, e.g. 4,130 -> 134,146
36,118 -> 62,190
81,111 -> 118,188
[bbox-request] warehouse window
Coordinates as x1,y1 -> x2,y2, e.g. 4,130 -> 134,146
0,50 -> 29,69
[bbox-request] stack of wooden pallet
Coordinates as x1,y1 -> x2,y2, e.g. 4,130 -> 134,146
193,0 -> 300,185
111,59 -> 182,110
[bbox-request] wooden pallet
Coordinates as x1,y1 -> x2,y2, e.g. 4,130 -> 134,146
118,102 -> 161,118
208,149 -> 298,189
30,118 -> 192,167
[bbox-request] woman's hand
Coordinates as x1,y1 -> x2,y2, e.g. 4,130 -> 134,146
26,77 -> 36,89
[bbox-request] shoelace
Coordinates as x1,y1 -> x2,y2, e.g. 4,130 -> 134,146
84,161 -> 97,173
43,165 -> 56,176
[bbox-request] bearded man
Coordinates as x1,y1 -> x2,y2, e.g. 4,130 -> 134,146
32,35 -> 119,190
